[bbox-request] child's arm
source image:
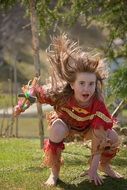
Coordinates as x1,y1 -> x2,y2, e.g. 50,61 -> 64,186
88,154 -> 103,185
88,127 -> 111,185
14,77 -> 54,116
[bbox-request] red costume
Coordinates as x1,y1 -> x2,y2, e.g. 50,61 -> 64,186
34,85 -> 120,169
36,85 -> 113,131
14,83 -> 119,169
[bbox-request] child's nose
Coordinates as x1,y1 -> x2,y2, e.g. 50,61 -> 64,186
83,85 -> 89,91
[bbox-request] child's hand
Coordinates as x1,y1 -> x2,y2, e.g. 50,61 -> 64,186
13,105 -> 23,116
88,169 -> 103,185
88,154 -> 103,185
13,98 -> 31,117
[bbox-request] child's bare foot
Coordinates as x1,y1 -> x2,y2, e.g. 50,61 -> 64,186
44,174 -> 58,186
99,164 -> 123,178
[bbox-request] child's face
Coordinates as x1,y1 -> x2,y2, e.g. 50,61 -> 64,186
71,72 -> 96,106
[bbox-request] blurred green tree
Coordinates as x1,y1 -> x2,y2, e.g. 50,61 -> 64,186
0,0 -> 127,107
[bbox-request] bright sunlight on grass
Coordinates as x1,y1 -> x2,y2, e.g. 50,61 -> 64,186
0,138 -> 127,190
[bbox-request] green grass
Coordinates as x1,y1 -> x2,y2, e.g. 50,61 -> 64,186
0,138 -> 127,190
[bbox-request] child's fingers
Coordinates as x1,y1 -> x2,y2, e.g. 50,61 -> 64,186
94,176 -> 103,185
94,176 -> 103,186
89,175 -> 103,186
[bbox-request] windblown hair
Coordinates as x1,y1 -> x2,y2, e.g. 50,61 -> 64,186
46,33 -> 108,107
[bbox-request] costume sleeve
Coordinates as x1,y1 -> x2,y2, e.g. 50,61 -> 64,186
14,80 -> 55,116
35,85 -> 55,105
91,100 -> 113,130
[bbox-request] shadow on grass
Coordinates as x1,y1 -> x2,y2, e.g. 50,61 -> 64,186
57,177 -> 127,190
23,166 -> 127,190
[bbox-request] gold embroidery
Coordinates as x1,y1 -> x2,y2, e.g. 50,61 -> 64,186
61,107 -> 94,121
72,106 -> 89,114
61,107 -> 112,123
96,111 -> 112,123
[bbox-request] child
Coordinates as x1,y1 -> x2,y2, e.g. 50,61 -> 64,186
14,34 -> 122,186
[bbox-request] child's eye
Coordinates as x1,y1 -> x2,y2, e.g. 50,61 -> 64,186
89,82 -> 95,86
80,82 -> 84,85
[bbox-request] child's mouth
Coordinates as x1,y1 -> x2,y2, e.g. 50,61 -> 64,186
82,94 -> 89,99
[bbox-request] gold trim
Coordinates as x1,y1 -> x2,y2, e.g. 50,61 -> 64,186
72,106 -> 89,114
61,107 -> 112,123
61,107 -> 94,121
96,111 -> 112,123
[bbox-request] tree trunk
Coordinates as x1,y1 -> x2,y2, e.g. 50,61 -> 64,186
29,0 -> 44,148
14,57 -> 18,137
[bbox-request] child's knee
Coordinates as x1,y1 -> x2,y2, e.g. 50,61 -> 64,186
107,129 -> 119,144
49,119 -> 69,142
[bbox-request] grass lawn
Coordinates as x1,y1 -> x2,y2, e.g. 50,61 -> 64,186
0,138 -> 127,190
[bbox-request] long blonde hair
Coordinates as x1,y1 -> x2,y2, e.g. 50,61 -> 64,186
46,34 -> 108,107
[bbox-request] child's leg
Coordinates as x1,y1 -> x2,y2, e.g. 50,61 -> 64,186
43,119 -> 69,186
99,129 -> 122,178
